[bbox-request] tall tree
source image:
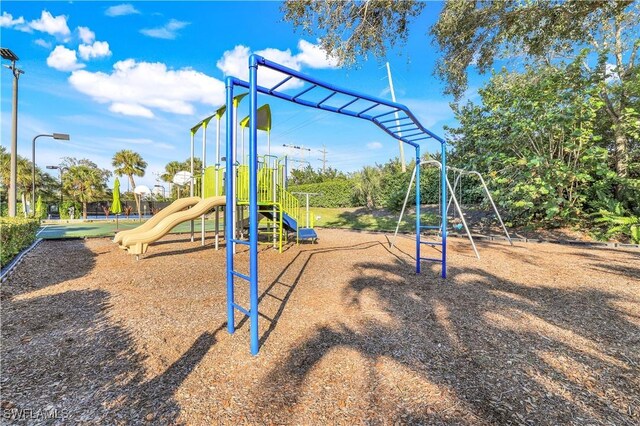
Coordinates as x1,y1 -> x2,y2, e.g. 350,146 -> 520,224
283,1 -> 639,182
431,0 -> 640,181
112,150 -> 147,217
61,158 -> 111,219
446,59 -> 622,224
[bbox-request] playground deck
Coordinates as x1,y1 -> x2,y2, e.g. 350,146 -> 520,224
1,230 -> 638,424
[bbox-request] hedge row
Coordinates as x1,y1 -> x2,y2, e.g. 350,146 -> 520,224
288,179 -> 355,208
0,217 -> 40,268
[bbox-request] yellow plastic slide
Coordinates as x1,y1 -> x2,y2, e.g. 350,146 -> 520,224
113,196 -> 201,244
121,196 -> 226,255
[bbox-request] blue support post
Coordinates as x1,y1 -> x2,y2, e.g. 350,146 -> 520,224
415,145 -> 421,274
441,143 -> 447,278
248,55 -> 260,355
225,77 -> 235,334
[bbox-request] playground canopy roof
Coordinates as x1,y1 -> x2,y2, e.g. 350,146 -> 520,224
228,55 -> 445,149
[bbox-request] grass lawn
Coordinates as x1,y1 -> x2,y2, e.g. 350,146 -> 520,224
311,206 -> 439,232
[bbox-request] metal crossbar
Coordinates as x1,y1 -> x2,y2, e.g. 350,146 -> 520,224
380,116 -> 412,125
317,91 -> 337,106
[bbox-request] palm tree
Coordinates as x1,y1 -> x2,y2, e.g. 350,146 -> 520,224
1,147 -> 52,216
353,165 -> 382,210
161,161 -> 182,199
63,163 -> 110,219
112,150 -> 147,217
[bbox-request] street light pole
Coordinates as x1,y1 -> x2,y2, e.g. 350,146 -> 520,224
32,133 -> 70,215
1,47 -> 24,217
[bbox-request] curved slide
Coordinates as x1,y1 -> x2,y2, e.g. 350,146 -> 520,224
114,196 -> 201,244
121,196 -> 226,255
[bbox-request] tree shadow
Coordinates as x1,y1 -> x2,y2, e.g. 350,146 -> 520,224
249,246 -> 639,424
232,241 -> 382,351
2,279 -> 221,423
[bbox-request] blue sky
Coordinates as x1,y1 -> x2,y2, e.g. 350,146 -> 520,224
1,1 -> 480,191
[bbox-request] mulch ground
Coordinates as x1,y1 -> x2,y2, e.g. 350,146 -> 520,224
1,229 -> 639,425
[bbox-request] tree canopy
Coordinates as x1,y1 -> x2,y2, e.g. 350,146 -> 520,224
282,0 -> 425,66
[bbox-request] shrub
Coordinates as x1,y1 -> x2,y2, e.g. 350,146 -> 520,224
288,180 -> 355,208
0,217 -> 39,267
60,200 -> 82,219
0,202 -> 27,218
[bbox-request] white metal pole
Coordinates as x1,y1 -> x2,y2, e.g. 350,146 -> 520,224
201,122 -> 207,246
215,115 -> 220,250
391,165 -> 417,248
473,171 -> 513,245
444,173 -> 480,259
232,103 -> 238,253
190,131 -> 195,242
386,62 -> 406,173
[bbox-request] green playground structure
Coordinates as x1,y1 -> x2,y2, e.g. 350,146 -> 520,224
198,154 -> 317,253
113,96 -> 318,258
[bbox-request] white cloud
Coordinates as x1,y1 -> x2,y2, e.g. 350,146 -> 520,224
110,137 -> 175,150
109,103 -> 154,118
216,41 -> 338,90
140,19 -> 189,39
34,38 -> 52,49
78,41 -> 111,60
0,11 -> 25,27
296,39 -> 339,69
105,4 -> 140,17
46,45 -> 84,71
77,26 -> 95,44
68,59 -> 225,118
216,45 -> 250,80
367,141 -> 383,150
217,44 -> 296,89
29,10 -> 70,38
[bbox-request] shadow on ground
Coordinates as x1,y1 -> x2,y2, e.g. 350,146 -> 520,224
249,241 -> 639,424
0,240 -> 222,424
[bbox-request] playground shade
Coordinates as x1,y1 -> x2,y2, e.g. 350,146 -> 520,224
121,196 -> 226,255
113,196 -> 201,244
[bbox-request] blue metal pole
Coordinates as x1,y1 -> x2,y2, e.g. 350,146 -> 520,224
415,146 -> 421,274
441,142 -> 447,278
249,55 -> 260,355
225,77 -> 235,334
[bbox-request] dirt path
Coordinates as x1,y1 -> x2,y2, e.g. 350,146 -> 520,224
1,230 -> 638,424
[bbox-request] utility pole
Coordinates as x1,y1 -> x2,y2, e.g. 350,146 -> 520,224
318,144 -> 328,173
386,62 -> 406,173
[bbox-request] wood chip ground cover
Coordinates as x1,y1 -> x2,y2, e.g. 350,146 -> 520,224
1,229 -> 638,425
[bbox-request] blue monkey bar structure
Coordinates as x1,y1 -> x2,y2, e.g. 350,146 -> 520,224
225,55 -> 447,355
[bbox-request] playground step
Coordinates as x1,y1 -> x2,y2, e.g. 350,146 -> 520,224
420,225 -> 441,230
231,270 -> 250,282
420,256 -> 442,262
420,241 -> 443,246
232,302 -> 250,316
231,239 -> 250,246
